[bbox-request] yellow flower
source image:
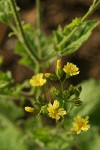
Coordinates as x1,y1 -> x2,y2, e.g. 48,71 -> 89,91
25,106 -> 34,113
47,100 -> 66,120
71,115 -> 90,134
44,73 -> 51,78
57,59 -> 62,70
30,73 -> 46,86
63,62 -> 79,76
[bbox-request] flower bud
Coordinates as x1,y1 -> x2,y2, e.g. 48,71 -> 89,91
25,106 -> 34,113
44,73 -> 52,78
57,59 -> 62,70
72,99 -> 82,106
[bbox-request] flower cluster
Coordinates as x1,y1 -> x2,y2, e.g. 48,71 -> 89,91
25,60 -> 90,134
29,60 -> 80,87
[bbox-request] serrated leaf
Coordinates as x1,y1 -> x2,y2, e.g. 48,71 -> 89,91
15,24 -> 41,70
54,20 -> 98,55
71,79 -> 100,125
15,41 -> 35,70
0,0 -> 13,24
15,23 -> 55,70
0,0 -> 19,24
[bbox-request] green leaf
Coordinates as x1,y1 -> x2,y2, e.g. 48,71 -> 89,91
54,20 -> 98,55
15,41 -> 35,70
71,79 -> 100,125
0,114 -> 27,150
0,98 -> 24,121
0,0 -> 13,24
15,24 -> 40,70
66,17 -> 82,28
87,134 -> 100,150
0,0 -> 19,25
0,71 -> 13,89
0,71 -> 12,81
15,23 -> 55,70
32,127 -> 72,150
73,126 -> 100,150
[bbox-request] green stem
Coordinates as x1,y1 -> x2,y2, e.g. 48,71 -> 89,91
37,115 -> 43,128
59,79 -> 64,94
82,0 -> 100,21
56,0 -> 100,55
10,0 -> 39,64
43,50 -> 57,62
67,104 -> 74,114
59,75 -> 67,94
57,27 -> 77,48
36,0 -> 42,59
36,0 -> 41,30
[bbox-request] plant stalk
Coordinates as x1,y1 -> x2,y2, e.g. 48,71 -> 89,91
10,0 -> 39,64
36,0 -> 41,30
82,0 -> 100,21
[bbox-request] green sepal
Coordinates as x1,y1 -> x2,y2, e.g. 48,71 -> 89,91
71,98 -> 83,106
55,69 -> 64,79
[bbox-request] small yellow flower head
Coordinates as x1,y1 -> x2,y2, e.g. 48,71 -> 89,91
44,73 -> 51,78
47,100 -> 66,120
57,59 -> 62,70
25,106 -> 34,113
63,62 -> 79,76
71,115 -> 90,134
30,73 -> 46,87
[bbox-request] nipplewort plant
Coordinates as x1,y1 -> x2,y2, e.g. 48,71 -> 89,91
0,0 -> 100,150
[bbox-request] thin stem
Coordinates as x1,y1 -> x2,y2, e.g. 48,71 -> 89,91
59,79 -> 64,94
61,81 -> 64,93
36,0 -> 41,30
10,0 -> 39,64
82,0 -> 100,21
36,0 -> 42,59
43,50 -> 57,62
59,76 -> 67,94
56,0 -> 100,54
57,27 -> 77,48
67,104 -> 74,114
42,86 -> 47,103
36,115 -> 43,128
62,77 -> 67,87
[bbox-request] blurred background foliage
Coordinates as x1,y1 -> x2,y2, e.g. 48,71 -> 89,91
0,0 -> 100,150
